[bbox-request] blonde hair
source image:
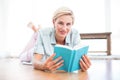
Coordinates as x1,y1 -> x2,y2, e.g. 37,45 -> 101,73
52,7 -> 74,24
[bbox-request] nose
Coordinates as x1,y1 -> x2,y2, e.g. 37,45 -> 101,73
61,25 -> 67,31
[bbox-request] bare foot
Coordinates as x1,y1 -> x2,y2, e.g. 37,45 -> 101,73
27,22 -> 37,32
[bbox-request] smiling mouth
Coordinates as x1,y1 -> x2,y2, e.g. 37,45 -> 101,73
60,31 -> 66,35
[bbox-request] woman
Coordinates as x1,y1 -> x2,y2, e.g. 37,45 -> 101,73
33,7 -> 91,72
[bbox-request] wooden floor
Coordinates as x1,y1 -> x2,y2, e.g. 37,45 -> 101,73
0,58 -> 120,80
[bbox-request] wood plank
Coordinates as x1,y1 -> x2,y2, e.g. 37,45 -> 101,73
80,32 -> 111,55
0,58 -> 120,80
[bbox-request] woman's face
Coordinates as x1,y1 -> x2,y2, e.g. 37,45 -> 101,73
53,15 -> 73,39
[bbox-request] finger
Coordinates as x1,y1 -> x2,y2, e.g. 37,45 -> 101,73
53,56 -> 62,64
46,54 -> 56,63
53,60 -> 64,69
44,54 -> 56,67
80,63 -> 86,72
80,59 -> 88,71
82,55 -> 90,68
49,60 -> 64,70
84,55 -> 91,66
45,57 -> 62,69
51,64 -> 64,72
80,62 -> 85,72
50,60 -> 64,71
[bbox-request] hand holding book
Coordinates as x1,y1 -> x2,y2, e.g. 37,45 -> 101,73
79,55 -> 91,72
53,45 -> 89,72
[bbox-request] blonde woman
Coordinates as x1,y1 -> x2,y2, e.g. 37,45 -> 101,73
33,7 -> 91,72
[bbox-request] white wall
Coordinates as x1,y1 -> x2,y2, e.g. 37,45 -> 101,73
0,0 -> 8,52
111,0 -> 120,55
0,0 -> 120,57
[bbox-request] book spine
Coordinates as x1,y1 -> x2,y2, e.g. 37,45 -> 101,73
70,50 -> 78,72
68,50 -> 75,72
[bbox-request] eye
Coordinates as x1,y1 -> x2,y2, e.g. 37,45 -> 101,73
58,21 -> 64,25
66,23 -> 71,26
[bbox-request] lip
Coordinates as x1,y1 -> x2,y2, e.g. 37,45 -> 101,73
59,31 -> 66,35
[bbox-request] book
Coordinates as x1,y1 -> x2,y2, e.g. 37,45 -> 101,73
53,45 -> 89,72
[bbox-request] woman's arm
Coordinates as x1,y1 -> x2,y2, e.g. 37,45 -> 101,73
33,53 -> 64,72
33,53 -> 46,71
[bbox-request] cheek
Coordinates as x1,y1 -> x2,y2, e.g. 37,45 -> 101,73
54,24 -> 60,31
66,28 -> 71,33
54,26 -> 60,34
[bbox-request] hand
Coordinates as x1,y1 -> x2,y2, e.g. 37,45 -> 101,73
80,55 -> 91,72
43,54 -> 64,72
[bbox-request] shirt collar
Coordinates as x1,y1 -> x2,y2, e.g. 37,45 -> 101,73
65,31 -> 71,45
50,29 -> 56,45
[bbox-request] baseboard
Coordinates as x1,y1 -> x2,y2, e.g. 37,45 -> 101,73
88,55 -> 120,60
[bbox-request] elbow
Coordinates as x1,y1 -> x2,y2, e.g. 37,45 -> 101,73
33,62 -> 39,70
33,62 -> 37,69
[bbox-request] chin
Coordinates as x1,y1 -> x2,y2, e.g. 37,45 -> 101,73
59,35 -> 66,38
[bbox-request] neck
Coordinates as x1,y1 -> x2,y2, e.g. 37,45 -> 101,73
55,36 -> 65,45
56,40 -> 65,45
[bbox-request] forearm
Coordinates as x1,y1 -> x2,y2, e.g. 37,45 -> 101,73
33,53 -> 63,72
33,53 -> 47,71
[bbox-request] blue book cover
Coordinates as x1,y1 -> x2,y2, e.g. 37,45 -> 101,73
53,45 -> 89,72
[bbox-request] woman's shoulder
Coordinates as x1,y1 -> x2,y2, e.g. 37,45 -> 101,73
71,28 -> 80,34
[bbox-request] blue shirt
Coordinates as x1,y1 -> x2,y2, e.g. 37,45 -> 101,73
34,27 -> 81,61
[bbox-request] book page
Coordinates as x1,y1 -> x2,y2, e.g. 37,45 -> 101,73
73,44 -> 88,50
55,45 -> 73,50
71,45 -> 89,72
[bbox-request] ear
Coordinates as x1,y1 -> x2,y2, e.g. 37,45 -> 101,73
52,19 -> 56,28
